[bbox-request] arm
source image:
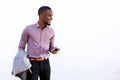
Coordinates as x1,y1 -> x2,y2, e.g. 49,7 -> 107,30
49,35 -> 60,54
18,28 -> 29,51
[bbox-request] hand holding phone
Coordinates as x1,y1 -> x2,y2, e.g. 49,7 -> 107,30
55,48 -> 60,51
51,48 -> 60,54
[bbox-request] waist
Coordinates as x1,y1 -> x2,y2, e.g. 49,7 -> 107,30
28,57 -> 49,61
27,52 -> 50,59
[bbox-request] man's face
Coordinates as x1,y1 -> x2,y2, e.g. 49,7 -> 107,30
42,10 -> 53,25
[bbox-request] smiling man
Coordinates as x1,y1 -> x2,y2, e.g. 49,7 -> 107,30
18,6 -> 60,80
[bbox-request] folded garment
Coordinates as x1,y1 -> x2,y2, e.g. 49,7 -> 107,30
12,50 -> 32,75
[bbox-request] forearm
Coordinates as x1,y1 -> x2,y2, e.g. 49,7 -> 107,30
18,28 -> 28,51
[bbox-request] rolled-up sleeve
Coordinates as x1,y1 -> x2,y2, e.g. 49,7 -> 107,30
18,28 -> 29,50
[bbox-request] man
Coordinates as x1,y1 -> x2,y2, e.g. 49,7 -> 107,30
18,6 -> 60,80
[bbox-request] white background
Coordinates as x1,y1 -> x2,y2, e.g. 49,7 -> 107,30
0,0 -> 120,80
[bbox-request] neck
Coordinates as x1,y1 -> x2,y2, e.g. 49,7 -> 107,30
38,20 -> 46,28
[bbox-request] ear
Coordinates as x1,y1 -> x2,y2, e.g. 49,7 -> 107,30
40,13 -> 44,18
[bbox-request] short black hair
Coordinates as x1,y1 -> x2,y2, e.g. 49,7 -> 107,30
38,6 -> 52,15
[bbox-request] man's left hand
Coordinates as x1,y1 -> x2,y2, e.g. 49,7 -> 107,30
51,48 -> 60,54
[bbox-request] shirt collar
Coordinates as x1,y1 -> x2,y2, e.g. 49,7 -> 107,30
36,22 -> 48,28
36,22 -> 40,28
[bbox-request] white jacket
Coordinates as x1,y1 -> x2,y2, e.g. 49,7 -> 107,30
12,50 -> 31,75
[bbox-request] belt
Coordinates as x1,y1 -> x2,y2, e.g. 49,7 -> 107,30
29,57 -> 48,61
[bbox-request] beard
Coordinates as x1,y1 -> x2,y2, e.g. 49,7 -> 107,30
45,22 -> 51,26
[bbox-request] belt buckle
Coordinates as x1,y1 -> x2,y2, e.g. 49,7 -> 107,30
36,58 -> 44,61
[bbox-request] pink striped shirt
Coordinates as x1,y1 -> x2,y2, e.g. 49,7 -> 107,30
18,22 -> 56,58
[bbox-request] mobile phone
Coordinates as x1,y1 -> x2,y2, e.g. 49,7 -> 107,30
55,48 -> 60,51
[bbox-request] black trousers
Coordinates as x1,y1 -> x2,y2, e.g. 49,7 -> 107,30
27,59 -> 51,80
